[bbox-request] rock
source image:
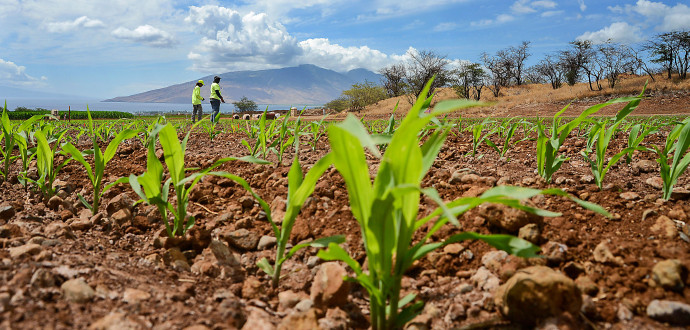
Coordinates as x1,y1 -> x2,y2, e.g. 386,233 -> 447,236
278,290 -> 303,310
542,241 -> 568,266
651,215 -> 678,239
47,196 -> 64,210
481,250 -> 508,274
258,235 -> 277,250
671,188 -> 690,200
562,262 -> 585,279
651,259 -> 686,291
0,223 -> 24,238
270,197 -> 287,224
311,262 -> 350,308
620,192 -> 640,201
70,219 -> 93,231
111,208 -> 132,226
242,276 -> 266,300
278,309 -> 319,330
495,266 -> 581,327
30,268 -> 57,288
224,228 -> 260,251
647,300 -> 690,326
105,193 -> 134,216
470,266 -> 500,292
89,312 -> 143,330
518,223 -> 541,244
443,243 -> 464,255
580,175 -> 594,184
239,196 -> 255,209
9,243 -> 42,259
318,307 -> 349,330
646,177 -> 664,189
164,248 -> 190,272
574,275 -> 598,296
123,288 -> 151,304
479,202 -> 543,232
242,308 -> 275,330
617,303 -> 633,321
593,241 -> 624,266
61,278 -> 95,303
633,160 -> 657,173
0,204 -> 16,222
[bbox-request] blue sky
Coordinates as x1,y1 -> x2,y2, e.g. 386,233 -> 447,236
1,0 -> 689,99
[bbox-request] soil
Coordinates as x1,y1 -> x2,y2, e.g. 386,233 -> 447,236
1,91 -> 690,330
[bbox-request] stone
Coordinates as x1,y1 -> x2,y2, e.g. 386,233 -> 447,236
518,223 -> 541,244
61,278 -> 95,303
270,197 -> 287,224
481,250 -> 508,274
239,196 -> 255,209
294,299 -> 314,312
671,188 -> 690,200
123,288 -> 151,304
311,262 -> 350,308
443,243 -> 464,255
224,228 -> 260,251
88,312 -> 143,330
495,266 -> 581,327
105,193 -> 134,216
470,266 -> 499,292
9,243 -> 42,259
111,208 -> 132,226
258,235 -> 277,250
278,290 -> 303,310
574,275 -> 598,296
646,300 -> 690,326
651,259 -> 685,292
580,175 -> 594,184
646,177 -> 664,189
651,215 -> 678,239
47,195 -> 64,210
633,160 -> 657,173
0,224 -> 24,238
542,241 -> 568,266
242,308 -> 275,330
318,307 -> 349,330
242,276 -> 266,300
30,268 -> 57,288
620,192 -> 640,201
278,308 -> 320,330
593,241 -> 624,266
617,303 -> 633,321
70,219 -> 93,231
479,202 -> 543,232
0,204 -> 16,222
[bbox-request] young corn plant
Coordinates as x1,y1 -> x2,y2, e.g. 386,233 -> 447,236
317,80 -> 610,330
125,121 -> 268,237
581,89 -> 644,189
626,122 -> 660,164
485,118 -> 529,159
1,104 -> 45,181
307,116 -> 327,151
537,95 -> 643,183
651,117 -> 690,200
61,108 -> 138,215
469,118 -> 495,158
30,129 -> 71,199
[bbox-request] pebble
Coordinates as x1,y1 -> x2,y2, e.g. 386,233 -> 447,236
311,262 -> 350,308
9,243 -> 42,259
518,223 -> 541,244
647,300 -> 690,326
0,205 -> 16,222
651,215 -> 678,239
123,288 -> 151,304
61,278 -> 95,303
224,229 -> 260,251
593,241 -> 624,266
257,235 -> 277,250
278,290 -> 302,310
620,192 -> 640,201
651,259 -> 685,291
89,312 -> 142,329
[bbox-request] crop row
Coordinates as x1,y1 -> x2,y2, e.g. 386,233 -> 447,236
1,83 -> 688,328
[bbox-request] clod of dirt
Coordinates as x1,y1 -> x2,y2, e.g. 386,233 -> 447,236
61,278 -> 95,303
651,259 -> 686,292
479,202 -> 543,233
0,204 -> 16,222
495,266 -> 582,327
651,215 -> 678,239
593,241 -> 624,266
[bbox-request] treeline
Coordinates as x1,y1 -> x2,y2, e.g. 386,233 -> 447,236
325,30 -> 690,112
7,107 -> 133,120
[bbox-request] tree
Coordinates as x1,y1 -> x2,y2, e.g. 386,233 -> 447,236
508,41 -> 531,85
534,55 -> 565,89
481,52 -> 512,97
232,96 -> 258,112
334,81 -> 387,112
450,62 -> 487,101
379,63 -> 407,97
560,40 -> 594,86
402,50 -> 450,103
596,42 -> 636,88
324,96 -> 349,112
646,31 -> 690,79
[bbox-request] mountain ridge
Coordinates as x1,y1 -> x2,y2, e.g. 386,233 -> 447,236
104,64 -> 381,105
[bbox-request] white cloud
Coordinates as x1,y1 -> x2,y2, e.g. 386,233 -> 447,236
578,0 -> 587,12
434,22 -> 457,32
532,1 -> 556,9
297,38 -> 402,72
0,58 -> 46,86
45,16 -> 105,33
112,25 -> 177,48
541,10 -> 563,17
632,0 -> 690,31
511,0 -> 536,14
471,14 -> 514,27
576,22 -> 644,44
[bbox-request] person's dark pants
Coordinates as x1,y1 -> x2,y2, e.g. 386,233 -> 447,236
192,104 -> 202,122
210,99 -> 221,123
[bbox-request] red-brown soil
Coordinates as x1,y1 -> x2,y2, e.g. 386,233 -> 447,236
1,90 -> 690,330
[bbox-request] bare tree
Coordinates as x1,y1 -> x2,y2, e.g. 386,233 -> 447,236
481,52 -> 511,97
449,62 -> 487,100
534,55 -> 565,89
595,42 -> 636,88
646,31 -> 690,79
509,41 -> 531,85
379,63 -> 407,97
403,50 -> 450,103
560,40 -> 594,86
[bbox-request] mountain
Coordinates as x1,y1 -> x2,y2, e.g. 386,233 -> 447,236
104,64 -> 382,105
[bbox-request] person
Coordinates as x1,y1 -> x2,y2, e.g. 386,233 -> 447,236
209,76 -> 225,123
192,80 -> 205,123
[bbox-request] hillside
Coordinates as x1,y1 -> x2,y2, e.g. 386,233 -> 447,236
104,64 -> 381,105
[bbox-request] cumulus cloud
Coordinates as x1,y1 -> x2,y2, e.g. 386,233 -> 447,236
434,22 -> 457,32
0,58 -> 46,86
297,38 -> 402,72
45,16 -> 104,33
112,25 -> 177,48
631,0 -> 690,31
576,22 -> 644,44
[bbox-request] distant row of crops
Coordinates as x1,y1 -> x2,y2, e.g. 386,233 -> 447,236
1,81 -> 689,328
7,107 -> 133,120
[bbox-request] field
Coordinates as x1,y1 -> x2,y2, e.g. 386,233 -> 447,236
1,80 -> 690,330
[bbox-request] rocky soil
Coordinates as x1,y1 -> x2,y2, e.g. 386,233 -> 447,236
1,115 -> 690,329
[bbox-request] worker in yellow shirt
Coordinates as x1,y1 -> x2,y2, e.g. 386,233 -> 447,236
209,76 -> 225,123
192,80 -> 205,123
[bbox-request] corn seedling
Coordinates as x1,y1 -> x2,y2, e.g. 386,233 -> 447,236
469,118 -> 495,158
61,108 -> 138,215
316,79 -> 611,330
651,117 -> 690,200
30,129 -> 70,199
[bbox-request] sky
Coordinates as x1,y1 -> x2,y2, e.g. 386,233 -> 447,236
1,0 -> 689,99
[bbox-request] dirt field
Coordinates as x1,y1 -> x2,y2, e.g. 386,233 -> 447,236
1,86 -> 690,329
